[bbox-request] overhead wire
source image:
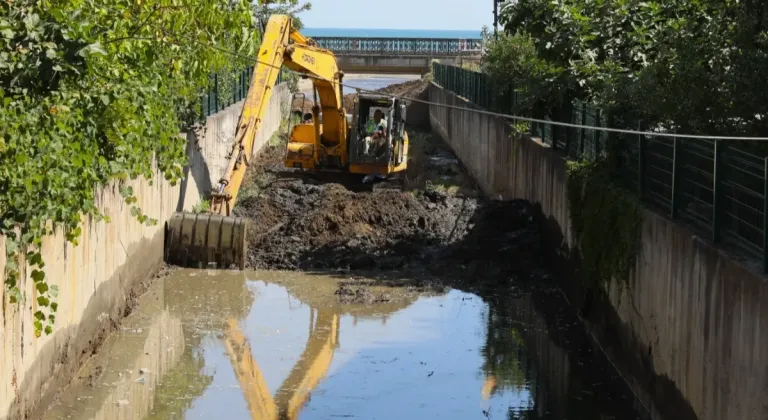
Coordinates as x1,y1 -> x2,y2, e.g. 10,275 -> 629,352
191,36 -> 768,142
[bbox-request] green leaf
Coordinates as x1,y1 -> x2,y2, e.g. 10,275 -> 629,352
37,296 -> 50,306
36,282 -> 49,294
44,326 -> 53,335
31,269 -> 45,282
34,310 -> 45,321
100,95 -> 110,105
50,285 -> 59,298
130,207 -> 139,217
51,302 -> 58,312
79,42 -> 107,57
120,186 -> 134,198
29,252 -> 44,266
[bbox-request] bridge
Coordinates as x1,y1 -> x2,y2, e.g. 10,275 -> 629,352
311,36 -> 484,74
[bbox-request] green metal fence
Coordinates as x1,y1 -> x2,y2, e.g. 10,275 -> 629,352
432,62 -> 768,271
202,67 -> 285,117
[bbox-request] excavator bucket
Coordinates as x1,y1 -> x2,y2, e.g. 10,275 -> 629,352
162,15 -> 295,271
164,212 -> 248,269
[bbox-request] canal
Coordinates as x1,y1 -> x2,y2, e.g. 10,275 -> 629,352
45,270 -> 651,420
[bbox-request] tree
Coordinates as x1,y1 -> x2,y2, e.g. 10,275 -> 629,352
0,0 -> 257,335
488,0 -> 768,136
253,0 -> 313,31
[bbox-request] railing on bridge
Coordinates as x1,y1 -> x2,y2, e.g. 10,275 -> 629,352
312,37 -> 483,56
433,62 -> 768,271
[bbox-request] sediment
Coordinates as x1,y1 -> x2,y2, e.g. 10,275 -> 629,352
236,78 -> 543,283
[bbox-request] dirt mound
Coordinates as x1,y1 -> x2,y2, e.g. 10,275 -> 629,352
235,161 -> 475,271
294,77 -> 429,114
235,76 -> 541,281
234,125 -> 540,281
376,78 -> 428,99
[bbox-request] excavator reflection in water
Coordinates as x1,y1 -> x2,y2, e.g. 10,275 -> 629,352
166,272 -> 425,420
223,312 -> 339,420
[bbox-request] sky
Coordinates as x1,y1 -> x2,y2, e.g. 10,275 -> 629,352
301,0 -> 491,31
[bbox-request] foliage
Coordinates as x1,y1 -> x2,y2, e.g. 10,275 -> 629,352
241,0 -> 312,94
0,0 -> 257,336
493,0 -> 768,136
192,200 -> 211,214
481,311 -> 528,392
565,159 -> 643,290
482,33 -> 566,114
253,0 -> 312,31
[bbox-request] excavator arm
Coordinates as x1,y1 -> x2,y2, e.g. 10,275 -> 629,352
165,14 -> 348,269
222,310 -> 340,420
211,14 -> 346,216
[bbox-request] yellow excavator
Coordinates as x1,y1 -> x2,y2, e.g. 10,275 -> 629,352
164,14 -> 409,270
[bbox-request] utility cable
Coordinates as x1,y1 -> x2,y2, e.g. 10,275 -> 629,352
193,38 -> 768,142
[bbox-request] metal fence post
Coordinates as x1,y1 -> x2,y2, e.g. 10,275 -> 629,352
764,157 -> 768,273
213,73 -> 219,113
563,105 -> 571,155
592,108 -> 604,159
671,136 -> 681,218
712,140 -> 722,242
638,123 -> 645,197
579,102 -> 587,157
232,71 -> 237,105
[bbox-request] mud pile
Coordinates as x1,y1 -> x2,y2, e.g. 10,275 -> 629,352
291,78 -> 429,115
236,78 -> 541,281
235,156 -> 476,271
375,78 -> 429,98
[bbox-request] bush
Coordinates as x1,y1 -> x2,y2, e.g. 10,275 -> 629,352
0,0 -> 257,335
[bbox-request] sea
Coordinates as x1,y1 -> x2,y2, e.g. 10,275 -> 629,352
303,27 -> 482,39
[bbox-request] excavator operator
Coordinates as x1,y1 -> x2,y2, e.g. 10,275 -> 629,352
363,109 -> 387,156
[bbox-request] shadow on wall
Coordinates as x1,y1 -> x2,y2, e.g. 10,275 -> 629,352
426,82 -> 736,420
16,234 -> 166,420
176,131 -> 214,212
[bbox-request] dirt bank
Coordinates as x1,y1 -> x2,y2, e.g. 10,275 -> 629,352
237,78 -> 542,282
291,77 -> 429,116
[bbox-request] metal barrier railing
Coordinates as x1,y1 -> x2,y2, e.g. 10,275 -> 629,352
432,62 -> 768,270
312,37 -> 483,56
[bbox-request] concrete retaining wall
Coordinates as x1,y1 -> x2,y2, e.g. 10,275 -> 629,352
184,83 -> 291,200
0,83 -> 290,419
429,83 -> 768,420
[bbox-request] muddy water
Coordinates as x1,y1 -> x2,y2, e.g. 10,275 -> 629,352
45,270 -> 650,420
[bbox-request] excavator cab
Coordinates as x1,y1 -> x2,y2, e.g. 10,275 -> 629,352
348,94 -> 409,175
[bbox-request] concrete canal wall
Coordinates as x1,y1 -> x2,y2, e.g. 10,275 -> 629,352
429,83 -> 768,420
0,84 -> 290,420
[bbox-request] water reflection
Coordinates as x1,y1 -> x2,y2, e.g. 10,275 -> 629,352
44,271 -> 649,420
482,288 -> 651,420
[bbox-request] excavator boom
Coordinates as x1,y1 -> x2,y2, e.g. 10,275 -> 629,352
165,14 -> 346,269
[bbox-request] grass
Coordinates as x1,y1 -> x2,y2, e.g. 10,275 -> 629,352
192,199 -> 210,214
